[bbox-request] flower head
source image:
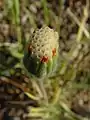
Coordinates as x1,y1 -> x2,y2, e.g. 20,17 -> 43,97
23,26 -> 59,78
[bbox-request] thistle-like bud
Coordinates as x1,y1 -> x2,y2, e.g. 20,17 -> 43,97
23,26 -> 59,78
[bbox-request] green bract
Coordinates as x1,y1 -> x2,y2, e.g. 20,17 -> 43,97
23,26 -> 59,78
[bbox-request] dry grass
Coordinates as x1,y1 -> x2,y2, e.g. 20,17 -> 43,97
0,0 -> 90,120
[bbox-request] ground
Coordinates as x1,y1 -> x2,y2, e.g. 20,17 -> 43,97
0,0 -> 90,120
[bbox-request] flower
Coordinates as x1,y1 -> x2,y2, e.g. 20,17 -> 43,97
23,26 -> 59,78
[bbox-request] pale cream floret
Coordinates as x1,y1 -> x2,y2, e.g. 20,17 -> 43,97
30,26 -> 59,59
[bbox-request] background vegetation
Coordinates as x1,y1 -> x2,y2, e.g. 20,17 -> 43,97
0,0 -> 90,120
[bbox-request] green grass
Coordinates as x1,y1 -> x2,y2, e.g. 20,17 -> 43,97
0,0 -> 90,120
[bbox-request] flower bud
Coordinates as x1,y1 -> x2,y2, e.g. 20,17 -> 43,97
23,26 -> 59,78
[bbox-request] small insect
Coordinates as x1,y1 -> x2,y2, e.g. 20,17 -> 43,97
40,56 -> 49,63
28,44 -> 32,53
52,48 -> 56,57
